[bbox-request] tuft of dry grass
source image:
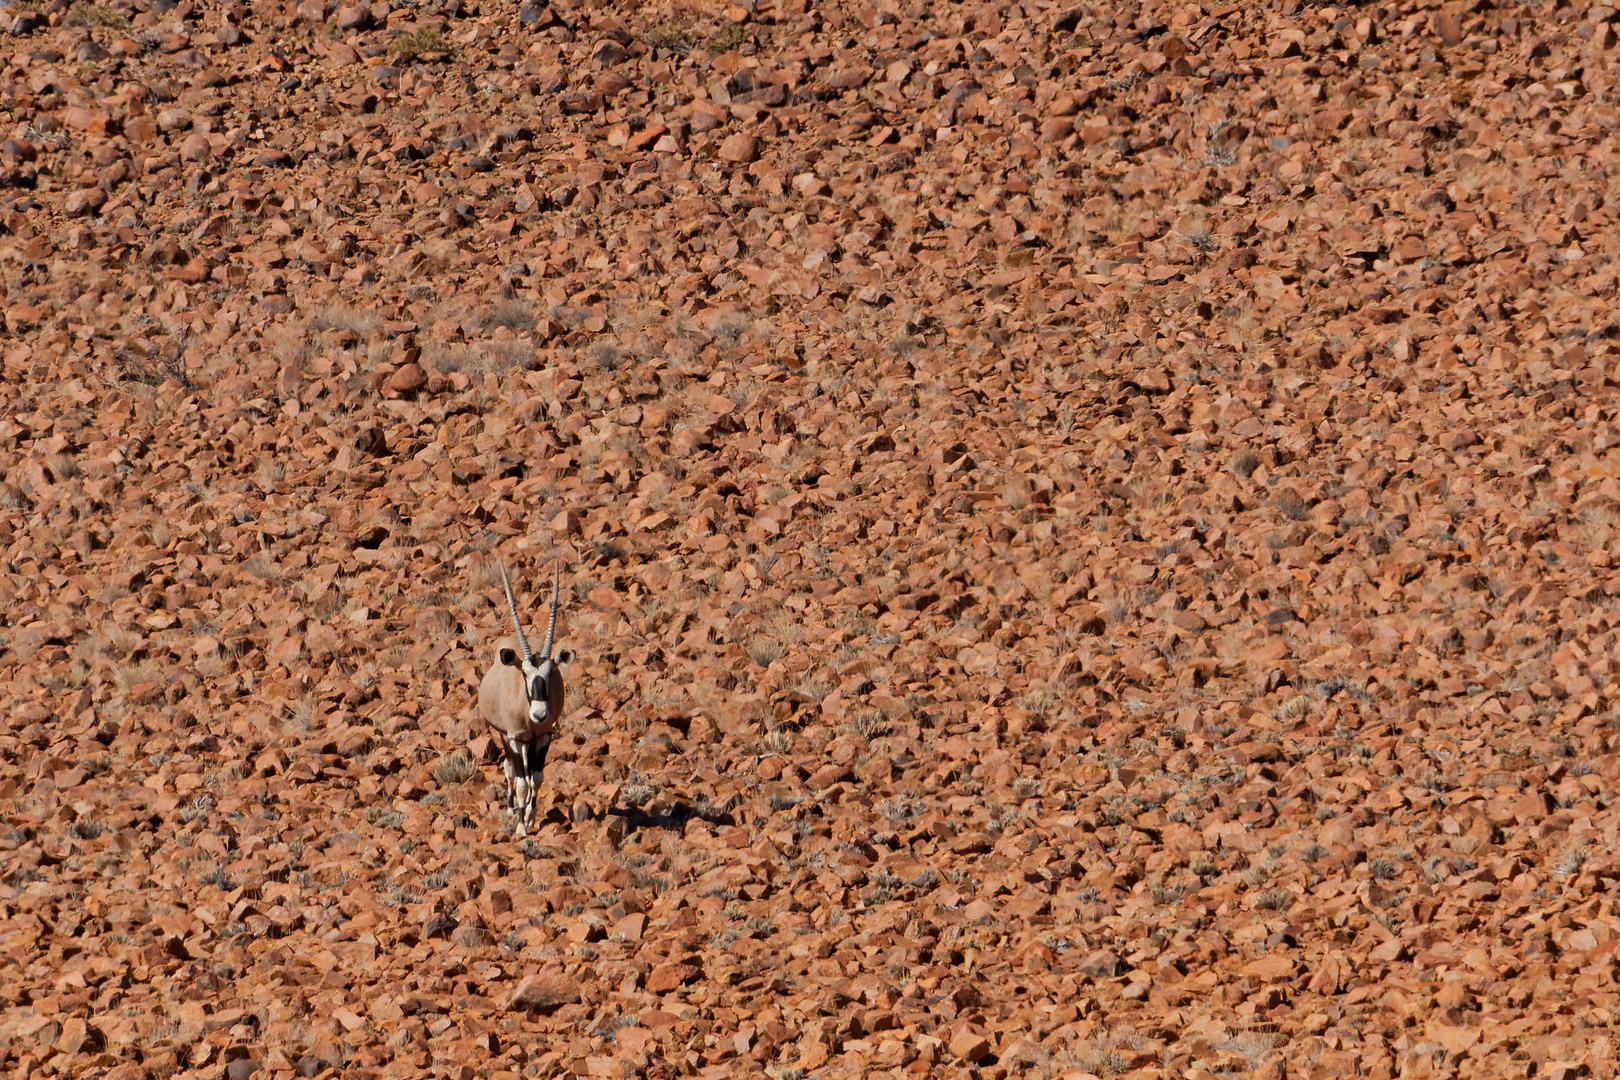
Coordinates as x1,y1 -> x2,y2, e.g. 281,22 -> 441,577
45,453 -> 78,482
466,558 -> 502,596
1274,693 -> 1312,721
243,555 -> 290,584
709,311 -> 753,346
478,300 -> 536,332
1254,887 -> 1293,910
423,341 -> 535,374
710,19 -> 747,51
196,647 -> 237,680
746,639 -> 786,667
280,695 -> 320,733
431,748 -> 477,786
255,458 -> 285,494
1275,489 -> 1310,521
587,340 -> 626,372
265,327 -> 316,369
760,609 -> 807,647
843,709 -> 890,740
112,659 -> 167,694
309,305 -> 382,336
66,1 -> 129,29
797,671 -> 836,701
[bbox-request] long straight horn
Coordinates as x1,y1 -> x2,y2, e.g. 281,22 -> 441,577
541,557 -> 561,660
498,562 -> 533,665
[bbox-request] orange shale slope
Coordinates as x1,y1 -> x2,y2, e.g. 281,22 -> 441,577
2,0 -> 1619,1078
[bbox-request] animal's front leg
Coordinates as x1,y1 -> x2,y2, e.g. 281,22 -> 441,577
508,744 -> 528,841
526,741 -> 547,833
502,752 -> 517,809
527,756 -> 543,834
514,770 -> 530,838
531,777 -> 541,835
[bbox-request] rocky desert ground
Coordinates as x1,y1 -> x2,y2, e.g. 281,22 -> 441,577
3,0 -> 1620,1076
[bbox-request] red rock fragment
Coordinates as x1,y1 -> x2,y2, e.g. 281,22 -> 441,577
806,763 -> 852,790
949,1029 -> 991,1063
1040,117 -> 1073,143
63,188 -> 106,216
646,962 -> 699,992
387,363 -> 427,395
508,975 -> 581,1014
717,133 -> 759,163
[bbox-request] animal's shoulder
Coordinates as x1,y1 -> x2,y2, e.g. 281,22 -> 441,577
480,655 -> 524,695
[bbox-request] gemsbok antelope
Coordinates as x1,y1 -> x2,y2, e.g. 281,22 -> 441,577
479,559 -> 574,838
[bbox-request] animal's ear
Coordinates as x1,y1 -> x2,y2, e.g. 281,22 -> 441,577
555,648 -> 576,666
499,648 -> 520,667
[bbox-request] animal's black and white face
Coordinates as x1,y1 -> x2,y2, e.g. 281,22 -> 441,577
500,647 -> 575,725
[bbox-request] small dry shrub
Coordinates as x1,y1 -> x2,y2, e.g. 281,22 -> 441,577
1275,489 -> 1310,521
620,772 -> 658,807
710,20 -> 747,51
588,340 -> 626,372
640,18 -> 693,53
1150,881 -> 1184,905
709,311 -> 753,345
388,26 -> 453,60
